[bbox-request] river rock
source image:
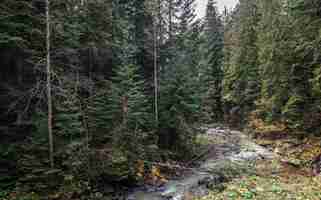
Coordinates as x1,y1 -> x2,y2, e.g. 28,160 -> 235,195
126,127 -> 274,200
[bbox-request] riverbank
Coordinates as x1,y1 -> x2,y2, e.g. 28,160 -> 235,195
127,125 -> 274,200
197,123 -> 321,200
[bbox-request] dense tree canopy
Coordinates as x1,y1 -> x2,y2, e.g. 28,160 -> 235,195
0,0 -> 320,199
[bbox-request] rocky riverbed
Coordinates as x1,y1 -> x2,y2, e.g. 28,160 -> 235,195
126,126 -> 274,200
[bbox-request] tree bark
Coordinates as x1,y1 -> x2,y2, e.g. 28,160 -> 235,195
154,6 -> 159,124
168,0 -> 173,44
46,0 -> 54,168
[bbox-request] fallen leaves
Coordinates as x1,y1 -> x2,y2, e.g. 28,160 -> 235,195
248,112 -> 288,139
135,160 -> 168,186
198,167 -> 321,200
195,126 -> 321,200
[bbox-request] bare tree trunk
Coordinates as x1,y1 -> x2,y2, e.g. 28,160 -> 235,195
158,0 -> 163,102
168,0 -> 172,44
158,0 -> 163,45
46,0 -> 54,168
154,9 -> 158,124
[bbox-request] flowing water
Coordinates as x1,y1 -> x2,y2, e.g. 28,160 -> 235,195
126,127 -> 274,200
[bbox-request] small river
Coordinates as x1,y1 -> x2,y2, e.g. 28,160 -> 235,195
126,126 -> 274,200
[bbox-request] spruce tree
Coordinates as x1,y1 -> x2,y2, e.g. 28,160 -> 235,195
202,0 -> 224,121
283,0 -> 321,129
257,0 -> 292,122
55,75 -> 85,139
222,0 -> 260,123
157,0 -> 202,157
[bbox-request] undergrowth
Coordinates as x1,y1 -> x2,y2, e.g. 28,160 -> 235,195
197,114 -> 321,200
197,159 -> 321,200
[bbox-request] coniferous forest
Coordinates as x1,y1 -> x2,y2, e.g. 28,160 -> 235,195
0,0 -> 321,199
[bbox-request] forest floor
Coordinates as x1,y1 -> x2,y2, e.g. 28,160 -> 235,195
2,123 -> 320,200
128,123 -> 321,200
197,122 -> 321,200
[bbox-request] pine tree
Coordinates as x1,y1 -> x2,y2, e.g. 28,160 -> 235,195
256,0 -> 292,122
157,0 -> 202,156
89,64 -> 152,148
55,75 -> 85,139
158,61 -> 200,154
222,0 -> 260,123
283,0 -> 321,129
0,0 -> 43,49
222,6 -> 240,115
111,64 -> 151,130
202,0 -> 224,121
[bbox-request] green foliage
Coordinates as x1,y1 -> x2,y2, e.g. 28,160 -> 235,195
201,0 -> 224,121
155,1 -> 204,155
222,0 -> 321,132
89,64 -> 152,139
282,95 -> 305,128
223,0 -> 260,120
111,64 -> 151,130
312,66 -> 321,108
256,0 -> 292,121
0,0 -> 42,49
0,143 -> 18,189
3,0 -> 321,198
55,77 -> 85,139
0,191 -> 8,199
31,111 -> 49,143
88,63 -> 154,175
158,59 -> 200,156
87,81 -> 113,139
51,0 -> 112,48
0,190 -> 40,200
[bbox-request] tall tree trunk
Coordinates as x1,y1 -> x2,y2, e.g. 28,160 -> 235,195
168,0 -> 173,44
158,0 -> 163,45
154,7 -> 158,124
158,0 -> 163,84
46,0 -> 54,168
